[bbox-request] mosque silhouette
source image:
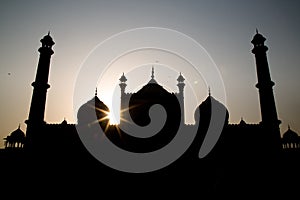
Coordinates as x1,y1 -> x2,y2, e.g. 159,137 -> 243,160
1,31 -> 299,196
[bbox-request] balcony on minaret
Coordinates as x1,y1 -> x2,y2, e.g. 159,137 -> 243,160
251,29 -> 268,53
39,32 -> 55,56
41,31 -> 55,48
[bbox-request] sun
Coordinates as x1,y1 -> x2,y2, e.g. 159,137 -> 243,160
107,111 -> 118,125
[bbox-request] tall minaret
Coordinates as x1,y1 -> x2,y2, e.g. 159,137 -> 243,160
251,30 -> 281,151
177,72 -> 185,124
119,72 -> 128,122
25,32 -> 55,147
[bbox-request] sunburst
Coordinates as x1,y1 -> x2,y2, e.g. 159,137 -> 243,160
118,104 -> 140,124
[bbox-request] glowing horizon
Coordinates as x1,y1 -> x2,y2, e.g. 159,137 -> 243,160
1,1 -> 300,149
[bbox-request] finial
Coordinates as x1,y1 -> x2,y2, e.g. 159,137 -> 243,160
48,30 -> 50,36
119,72 -> 127,82
95,87 -> 97,96
151,66 -> 155,80
208,86 -> 211,96
177,72 -> 185,82
256,28 -> 258,34
288,124 -> 290,130
18,123 -> 21,129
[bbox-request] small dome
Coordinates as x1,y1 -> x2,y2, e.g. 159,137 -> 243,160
9,126 -> 25,141
177,72 -> 185,82
40,32 -> 55,46
251,31 -> 266,45
119,73 -> 127,82
283,126 -> 299,142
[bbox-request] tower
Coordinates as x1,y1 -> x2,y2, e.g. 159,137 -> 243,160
177,72 -> 185,124
119,72 -> 127,95
25,32 -> 55,148
251,30 -> 281,152
119,72 -> 129,123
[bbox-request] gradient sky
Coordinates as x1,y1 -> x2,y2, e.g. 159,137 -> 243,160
1,0 -> 300,148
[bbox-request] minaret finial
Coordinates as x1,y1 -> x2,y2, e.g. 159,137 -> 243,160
208,86 -> 211,96
18,123 -> 21,129
256,28 -> 258,34
288,124 -> 290,129
151,66 -> 155,80
95,87 -> 97,96
48,30 -> 50,36
148,64 -> 157,84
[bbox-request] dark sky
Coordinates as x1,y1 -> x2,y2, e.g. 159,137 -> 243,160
0,0 -> 300,147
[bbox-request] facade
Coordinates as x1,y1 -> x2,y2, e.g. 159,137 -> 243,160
1,32 -> 299,195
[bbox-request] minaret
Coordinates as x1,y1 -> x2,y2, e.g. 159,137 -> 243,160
25,32 -> 55,148
251,30 -> 281,151
119,72 -> 127,95
177,72 -> 185,124
119,72 -> 128,122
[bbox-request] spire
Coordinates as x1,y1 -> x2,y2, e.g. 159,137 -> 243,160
18,123 -> 21,129
95,87 -> 97,96
48,30 -> 50,36
208,86 -> 211,96
148,66 -> 157,84
256,28 -> 259,34
288,124 -> 290,130
151,66 -> 155,80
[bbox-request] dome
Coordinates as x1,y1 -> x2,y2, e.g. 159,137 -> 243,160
118,73 -> 181,153
129,82 -> 181,127
119,73 -> 127,82
40,32 -> 55,47
194,95 -> 229,126
177,72 -> 185,82
77,96 -> 110,127
9,125 -> 25,142
283,126 -> 299,142
135,82 -> 167,96
251,30 -> 266,45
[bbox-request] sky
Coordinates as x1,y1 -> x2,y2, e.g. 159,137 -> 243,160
0,0 -> 300,148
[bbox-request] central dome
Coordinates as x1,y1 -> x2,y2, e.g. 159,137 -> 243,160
129,81 -> 180,127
